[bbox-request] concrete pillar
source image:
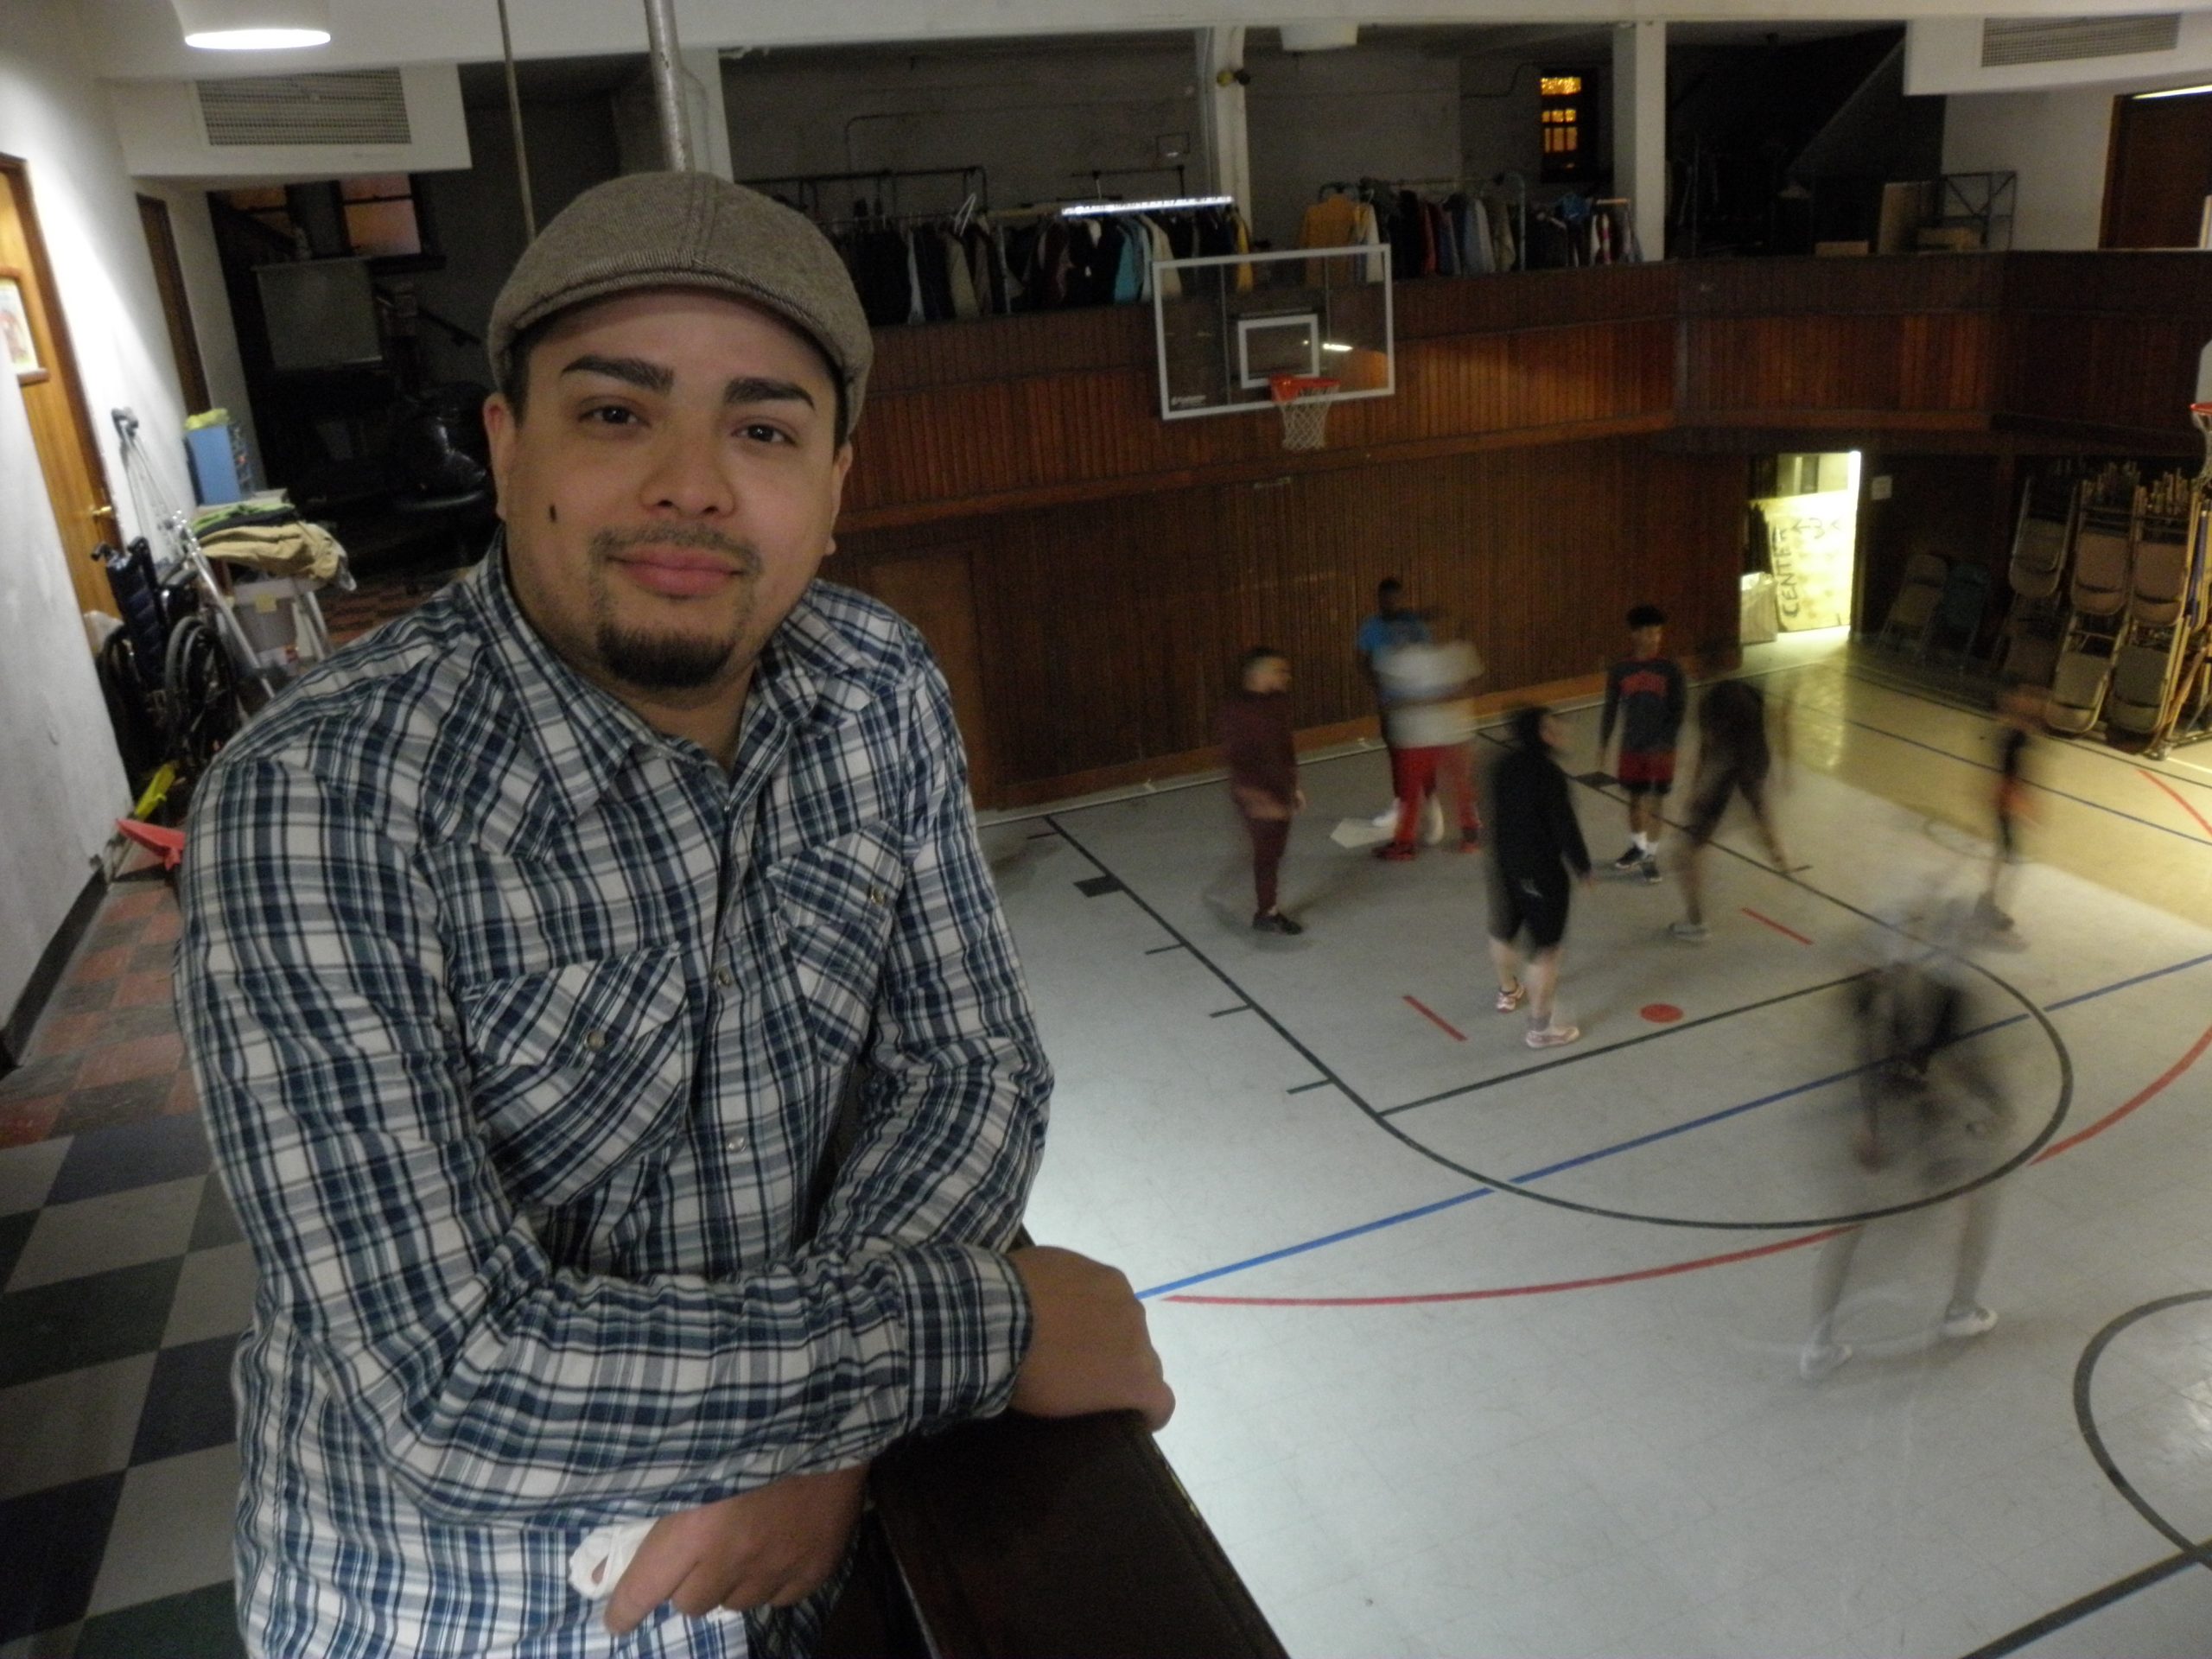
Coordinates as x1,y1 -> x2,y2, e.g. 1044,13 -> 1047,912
1612,20 -> 1666,259
1196,27 -> 1251,212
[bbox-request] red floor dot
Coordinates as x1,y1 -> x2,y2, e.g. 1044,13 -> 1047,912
1641,1003 -> 1684,1023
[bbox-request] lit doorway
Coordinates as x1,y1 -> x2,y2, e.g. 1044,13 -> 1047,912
1749,450 -> 1860,637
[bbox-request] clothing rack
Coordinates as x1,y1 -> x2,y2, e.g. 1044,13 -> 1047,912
741,164 -> 988,222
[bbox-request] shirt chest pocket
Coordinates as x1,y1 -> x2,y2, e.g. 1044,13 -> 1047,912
766,823 -> 906,1061
458,947 -> 693,1209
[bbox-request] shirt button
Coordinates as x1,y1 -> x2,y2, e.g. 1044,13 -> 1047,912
583,1030 -> 607,1052
714,965 -> 735,988
724,1135 -> 747,1152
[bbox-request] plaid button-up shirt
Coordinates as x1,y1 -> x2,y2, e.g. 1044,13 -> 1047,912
177,549 -> 1047,1658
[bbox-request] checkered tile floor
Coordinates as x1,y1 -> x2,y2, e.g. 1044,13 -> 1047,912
0,878 -> 249,1658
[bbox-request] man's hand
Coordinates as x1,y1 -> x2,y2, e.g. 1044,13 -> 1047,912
1008,1246 -> 1174,1430
604,1463 -> 868,1636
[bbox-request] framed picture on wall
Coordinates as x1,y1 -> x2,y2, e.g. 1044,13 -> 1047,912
0,272 -> 44,382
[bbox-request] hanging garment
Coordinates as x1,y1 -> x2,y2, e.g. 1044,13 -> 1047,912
944,231 -> 981,319
1300,194 -> 1364,249
904,231 -> 926,323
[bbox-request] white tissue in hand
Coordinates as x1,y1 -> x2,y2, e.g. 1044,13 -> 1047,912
569,1520 -> 656,1600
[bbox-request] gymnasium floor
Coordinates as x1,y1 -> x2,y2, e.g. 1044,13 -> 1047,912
1002,633 -> 2212,1658
3,632 -> 2209,1656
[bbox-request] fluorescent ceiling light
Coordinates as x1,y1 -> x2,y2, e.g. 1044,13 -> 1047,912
1280,22 -> 1358,51
2133,82 -> 2212,99
173,0 -> 332,49
1061,195 -> 1234,216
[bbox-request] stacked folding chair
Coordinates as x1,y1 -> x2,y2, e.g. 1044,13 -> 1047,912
1878,553 -> 1948,652
1999,479 -> 2069,690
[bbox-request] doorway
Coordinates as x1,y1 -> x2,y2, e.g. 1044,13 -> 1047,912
1749,451 -> 1861,639
2101,88 -> 2212,249
1,155 -> 120,626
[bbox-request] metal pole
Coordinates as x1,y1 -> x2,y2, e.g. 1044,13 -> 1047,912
641,0 -> 693,171
496,0 -> 536,239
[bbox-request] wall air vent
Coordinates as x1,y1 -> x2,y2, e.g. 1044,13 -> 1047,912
1980,14 -> 2181,67
195,68 -> 410,146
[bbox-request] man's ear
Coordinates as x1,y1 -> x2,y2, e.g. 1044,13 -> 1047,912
483,391 -> 517,523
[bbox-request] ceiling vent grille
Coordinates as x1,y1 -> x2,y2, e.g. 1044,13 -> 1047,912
1980,14 -> 2181,67
196,69 -> 410,146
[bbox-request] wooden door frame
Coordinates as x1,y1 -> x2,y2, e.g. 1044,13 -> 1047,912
0,153 -> 121,557
137,192 -> 211,413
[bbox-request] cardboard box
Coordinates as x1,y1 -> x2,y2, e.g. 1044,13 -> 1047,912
1815,239 -> 1871,257
1916,226 -> 1984,252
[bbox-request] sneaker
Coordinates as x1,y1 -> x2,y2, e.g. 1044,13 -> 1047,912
1421,798 -> 1447,845
1669,920 -> 1710,943
1525,1023 -> 1581,1049
1458,830 -> 1483,855
1799,1340 -> 1853,1382
1496,982 -> 1526,1013
1370,804 -> 1401,830
1252,912 -> 1305,937
1372,841 -> 1417,862
1611,846 -> 1644,872
1940,1305 -> 1998,1340
1640,857 -> 1662,885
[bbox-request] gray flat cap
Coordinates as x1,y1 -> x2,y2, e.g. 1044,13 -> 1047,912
487,171 -> 873,435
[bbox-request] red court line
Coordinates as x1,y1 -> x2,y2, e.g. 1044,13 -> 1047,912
1170,1023 -> 2212,1310
2138,768 -> 2212,839
1166,1226 -> 1852,1306
1403,995 -> 1467,1043
1742,907 -> 1814,946
2033,1020 -> 2212,1164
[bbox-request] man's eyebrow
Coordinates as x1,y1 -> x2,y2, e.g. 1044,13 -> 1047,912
723,377 -> 816,410
558,354 -> 673,394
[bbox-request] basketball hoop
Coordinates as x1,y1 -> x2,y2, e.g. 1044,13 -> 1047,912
1270,374 -> 1339,452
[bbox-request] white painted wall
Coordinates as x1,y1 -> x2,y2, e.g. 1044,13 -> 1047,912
1247,42 -> 1461,249
722,42 -> 1199,221
1942,86 -> 2120,249
1907,13 -> 2212,96
109,62 -> 469,180
0,0 -> 195,1020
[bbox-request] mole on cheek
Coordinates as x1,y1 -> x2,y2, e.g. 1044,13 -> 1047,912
548,504 -> 558,523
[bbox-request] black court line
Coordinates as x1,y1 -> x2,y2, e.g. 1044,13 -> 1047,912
1379,970 -> 1868,1118
1840,657 -> 2212,802
1958,1550 -> 2204,1659
1143,943 -> 1187,956
1287,1079 -> 1334,1096
1956,1292 -> 2212,1657
1043,798 -> 2072,1236
1209,1005 -> 1253,1019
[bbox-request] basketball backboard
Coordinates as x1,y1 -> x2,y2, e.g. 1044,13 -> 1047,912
1152,242 -> 1395,421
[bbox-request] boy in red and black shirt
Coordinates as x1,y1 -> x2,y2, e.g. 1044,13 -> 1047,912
1599,603 -> 1687,884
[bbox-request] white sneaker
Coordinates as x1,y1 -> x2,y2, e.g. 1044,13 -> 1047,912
1421,797 -> 1447,845
1370,804 -> 1401,830
1941,1305 -> 1998,1340
1799,1340 -> 1852,1381
1525,1023 -> 1581,1049
1669,920 -> 1710,943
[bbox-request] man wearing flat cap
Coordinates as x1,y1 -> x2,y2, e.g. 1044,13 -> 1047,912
177,172 -> 1171,1658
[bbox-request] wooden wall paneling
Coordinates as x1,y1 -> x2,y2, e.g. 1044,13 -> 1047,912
860,547 -> 999,805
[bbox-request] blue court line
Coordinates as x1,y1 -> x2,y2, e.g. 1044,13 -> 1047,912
1138,946 -> 2212,1301
1836,714 -> 2212,846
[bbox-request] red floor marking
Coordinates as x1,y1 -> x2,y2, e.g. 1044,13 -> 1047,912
2137,768 -> 2212,839
1642,1003 -> 1684,1023
2033,1020 -> 2212,1164
1168,1025 -> 2212,1310
1166,1226 -> 1853,1306
1742,907 -> 1814,946
1403,995 -> 1467,1043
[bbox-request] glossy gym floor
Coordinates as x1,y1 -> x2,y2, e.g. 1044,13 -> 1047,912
3,631 -> 2210,1656
1005,632 -> 2212,1658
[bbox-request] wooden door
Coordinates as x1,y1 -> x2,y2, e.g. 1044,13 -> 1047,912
861,548 -> 998,807
138,194 -> 211,414
1,156 -> 121,625
2101,92 -> 2212,248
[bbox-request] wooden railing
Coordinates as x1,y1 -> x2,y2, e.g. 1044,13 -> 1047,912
842,252 -> 2212,531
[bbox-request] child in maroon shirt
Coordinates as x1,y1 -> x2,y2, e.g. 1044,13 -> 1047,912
1218,648 -> 1306,934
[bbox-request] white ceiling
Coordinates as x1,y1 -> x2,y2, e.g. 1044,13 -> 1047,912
79,0 -> 2212,80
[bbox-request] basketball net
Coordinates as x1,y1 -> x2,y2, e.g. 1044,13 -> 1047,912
1270,375 -> 1339,452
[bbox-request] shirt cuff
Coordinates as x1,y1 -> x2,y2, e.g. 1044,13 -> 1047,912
884,1242 -> 1033,1431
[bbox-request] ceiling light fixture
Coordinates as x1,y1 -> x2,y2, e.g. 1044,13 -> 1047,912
172,0 -> 332,50
2133,82 -> 2212,99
